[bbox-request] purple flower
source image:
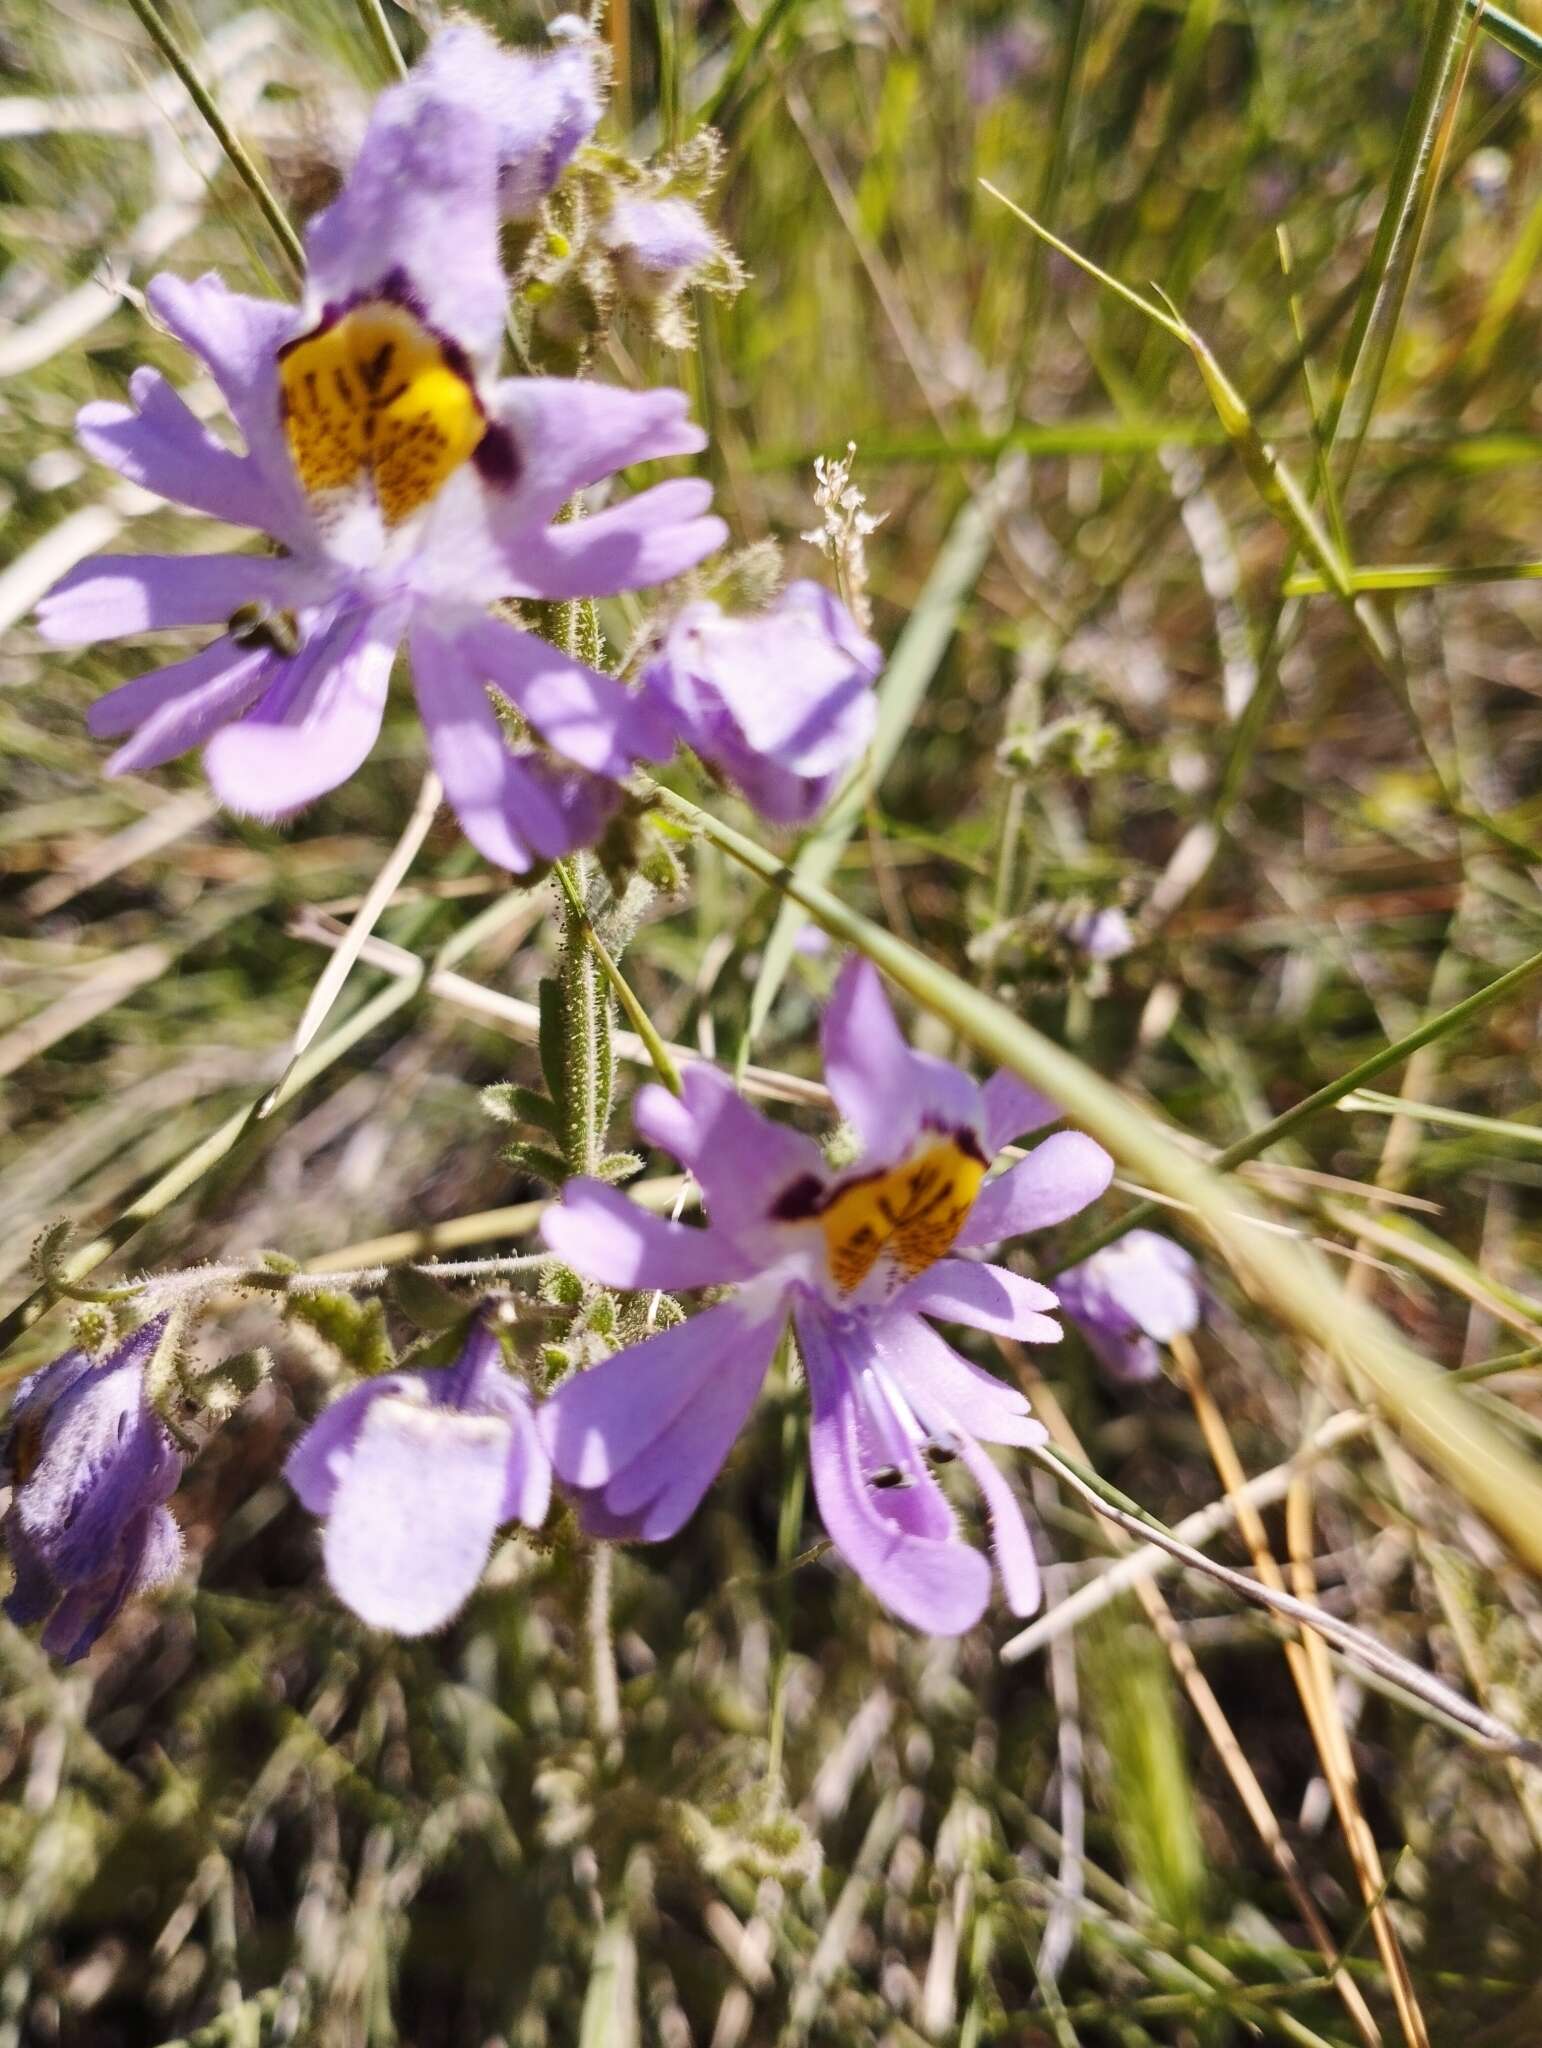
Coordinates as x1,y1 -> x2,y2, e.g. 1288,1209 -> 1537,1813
1054,1231 -> 1201,1385
967,22 -> 1048,107
1070,907 -> 1136,962
539,958 -> 1114,1635
603,194 -> 719,293
1,1319 -> 184,1663
285,1314 -> 550,1635
36,35 -> 724,873
414,18 -> 602,220
641,582 -> 881,826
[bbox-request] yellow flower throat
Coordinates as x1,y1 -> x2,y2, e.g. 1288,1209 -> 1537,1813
818,1138 -> 985,1296
278,302 -> 484,527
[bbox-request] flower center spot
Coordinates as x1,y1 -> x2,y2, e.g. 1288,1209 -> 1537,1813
279,302 -> 485,527
819,1137 -> 985,1296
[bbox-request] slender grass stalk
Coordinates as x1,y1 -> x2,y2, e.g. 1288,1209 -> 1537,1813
1021,1439 -> 1542,1765
121,0 -> 305,277
659,786 -> 1542,1578
260,769 -> 443,1115
1287,558 -> 1542,593
1327,0 -> 1472,488
351,0 -> 407,80
695,0 -> 805,127
1471,0 -> 1542,68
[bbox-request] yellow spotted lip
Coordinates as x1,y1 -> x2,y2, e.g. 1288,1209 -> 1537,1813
774,1131 -> 988,1297
278,296 -> 491,528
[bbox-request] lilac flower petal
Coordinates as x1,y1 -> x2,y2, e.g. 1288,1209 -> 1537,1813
865,1444 -> 959,1544
408,622 -> 552,871
1055,1231 -> 1200,1385
132,1504 -> 185,1594
40,1541 -> 143,1663
409,620 -> 611,870
980,1070 -> 1060,1153
867,1313 -> 1047,1450
100,642 -> 273,777
146,272 -> 302,508
491,378 -> 707,531
541,1298 -> 769,1491
597,1308 -> 781,1539
1073,907 -> 1135,961
302,79 -> 506,370
88,635 -> 258,741
78,370 -> 288,533
632,1065 -> 827,1242
821,957 -> 982,1159
512,480 -> 727,599
3,1349 -> 99,1449
498,1397 -> 553,1529
284,1376 -> 403,1515
35,553 -> 301,646
416,22 -> 600,220
459,616 -> 674,774
798,1307 -> 990,1636
542,1177 -> 757,1291
666,585 -> 879,775
641,583 -> 880,827
954,1434 -> 1041,1617
323,1388 -> 511,1635
896,1258 -> 1062,1342
957,1132 -> 1115,1250
1081,1325 -> 1163,1385
17,1351 -> 179,1583
605,195 -> 718,278
1114,1232 -> 1202,1341
204,609 -> 398,819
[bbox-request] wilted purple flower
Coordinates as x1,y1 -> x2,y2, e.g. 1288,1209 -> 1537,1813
414,17 -> 602,220
36,33 -> 723,873
540,958 -> 1114,1635
285,1313 -> 550,1635
641,582 -> 881,826
603,194 -> 719,294
2,1319 -> 184,1663
1054,1231 -> 1201,1385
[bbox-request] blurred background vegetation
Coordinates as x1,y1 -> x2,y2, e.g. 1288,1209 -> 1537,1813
5,0 -> 1542,2041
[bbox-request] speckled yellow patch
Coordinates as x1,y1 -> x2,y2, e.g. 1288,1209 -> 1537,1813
278,302 -> 483,526
819,1138 -> 986,1295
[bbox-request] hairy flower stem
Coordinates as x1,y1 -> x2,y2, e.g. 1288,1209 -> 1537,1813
586,1538 -> 622,1751
541,597 -> 627,1751
764,1342 -> 806,1798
